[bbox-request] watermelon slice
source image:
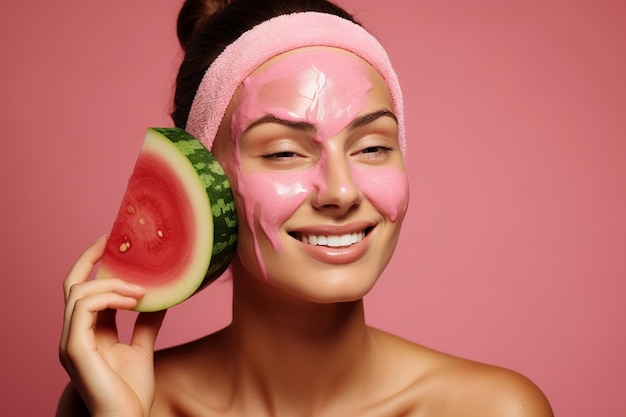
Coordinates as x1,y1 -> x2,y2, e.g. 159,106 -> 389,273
96,127 -> 237,312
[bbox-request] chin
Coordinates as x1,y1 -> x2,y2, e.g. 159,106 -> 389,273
270,267 -> 381,304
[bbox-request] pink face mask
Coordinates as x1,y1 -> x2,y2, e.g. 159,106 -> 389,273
228,50 -> 409,277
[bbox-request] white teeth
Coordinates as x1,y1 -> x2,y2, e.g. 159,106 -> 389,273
298,231 -> 365,247
340,234 -> 353,246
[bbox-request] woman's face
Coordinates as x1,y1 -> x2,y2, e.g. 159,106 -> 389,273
212,47 -> 409,303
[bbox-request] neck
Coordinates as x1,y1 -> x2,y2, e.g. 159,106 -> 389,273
224,259 -> 372,415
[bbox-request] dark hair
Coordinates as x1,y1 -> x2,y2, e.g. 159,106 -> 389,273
171,0 -> 358,128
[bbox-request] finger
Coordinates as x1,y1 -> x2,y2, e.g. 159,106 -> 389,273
63,236 -> 108,301
65,292 -> 141,357
131,310 -> 167,353
66,279 -> 145,311
61,280 -> 146,351
60,292 -> 138,375
64,280 -> 145,332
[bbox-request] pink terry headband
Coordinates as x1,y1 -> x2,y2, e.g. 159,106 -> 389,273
185,11 -> 405,156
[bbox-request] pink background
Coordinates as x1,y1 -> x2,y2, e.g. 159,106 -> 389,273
1,0 -> 624,415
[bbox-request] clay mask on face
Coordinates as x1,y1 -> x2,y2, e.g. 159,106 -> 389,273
229,50 -> 408,277
231,50 -> 372,141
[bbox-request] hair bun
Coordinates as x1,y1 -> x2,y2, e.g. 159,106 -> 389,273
177,0 -> 230,51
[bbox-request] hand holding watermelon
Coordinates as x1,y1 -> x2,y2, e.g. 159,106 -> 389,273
58,127 -> 236,414
59,236 -> 166,417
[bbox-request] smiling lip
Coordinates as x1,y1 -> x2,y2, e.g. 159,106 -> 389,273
298,230 -> 366,247
290,222 -> 374,246
289,222 -> 374,264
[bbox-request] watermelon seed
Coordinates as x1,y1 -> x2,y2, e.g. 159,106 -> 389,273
157,230 -> 164,238
126,205 -> 136,214
119,241 -> 131,253
139,218 -> 146,225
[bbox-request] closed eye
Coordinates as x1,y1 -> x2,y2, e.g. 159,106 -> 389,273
262,151 -> 299,159
360,145 -> 393,154
352,144 -> 396,164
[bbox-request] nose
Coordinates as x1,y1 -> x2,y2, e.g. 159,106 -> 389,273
312,151 -> 362,213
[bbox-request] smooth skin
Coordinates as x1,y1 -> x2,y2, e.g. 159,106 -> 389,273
57,49 -> 553,417
58,241 -> 552,417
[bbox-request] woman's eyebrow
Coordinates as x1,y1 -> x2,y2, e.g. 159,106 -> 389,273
348,109 -> 398,130
244,114 -> 316,133
243,109 -> 397,134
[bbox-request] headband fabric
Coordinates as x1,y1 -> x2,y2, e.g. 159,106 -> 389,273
185,11 -> 405,156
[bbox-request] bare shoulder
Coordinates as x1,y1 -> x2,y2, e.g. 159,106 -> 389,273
369,328 -> 553,417
425,358 -> 554,417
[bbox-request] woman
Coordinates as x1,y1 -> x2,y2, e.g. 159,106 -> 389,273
58,0 -> 554,416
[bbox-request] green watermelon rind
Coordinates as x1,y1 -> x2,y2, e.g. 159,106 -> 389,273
97,127 -> 237,312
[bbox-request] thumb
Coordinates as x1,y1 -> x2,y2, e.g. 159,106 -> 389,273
131,310 -> 167,353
